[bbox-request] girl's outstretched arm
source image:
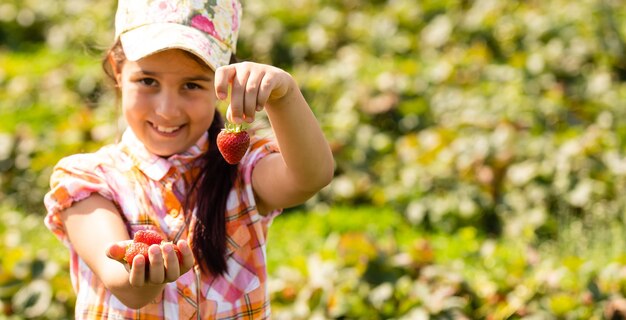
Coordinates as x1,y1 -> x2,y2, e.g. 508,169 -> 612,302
215,62 -> 334,214
60,194 -> 195,309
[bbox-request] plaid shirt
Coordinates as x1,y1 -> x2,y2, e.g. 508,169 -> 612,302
44,129 -> 280,319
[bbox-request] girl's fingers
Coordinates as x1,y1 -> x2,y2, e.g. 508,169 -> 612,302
225,106 -> 234,123
128,255 -> 146,287
162,243 -> 180,282
147,244 -> 165,284
215,65 -> 236,101
177,240 -> 195,273
111,240 -> 190,286
243,70 -> 265,123
255,73 -> 275,111
105,242 -> 128,262
216,62 -> 292,124
230,67 -> 250,124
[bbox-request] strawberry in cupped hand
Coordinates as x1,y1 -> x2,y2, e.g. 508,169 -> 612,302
124,242 -> 150,264
217,123 -> 250,165
133,230 -> 164,246
120,230 -> 186,266
123,230 -> 163,265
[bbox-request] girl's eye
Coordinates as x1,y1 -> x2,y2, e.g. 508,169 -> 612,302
139,78 -> 157,86
184,82 -> 202,90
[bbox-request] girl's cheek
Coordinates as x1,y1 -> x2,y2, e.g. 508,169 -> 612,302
122,87 -> 148,103
121,95 -> 147,115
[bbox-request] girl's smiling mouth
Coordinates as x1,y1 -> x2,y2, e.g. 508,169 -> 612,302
149,121 -> 184,135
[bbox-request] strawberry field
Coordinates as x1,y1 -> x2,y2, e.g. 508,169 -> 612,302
3,0 -> 626,318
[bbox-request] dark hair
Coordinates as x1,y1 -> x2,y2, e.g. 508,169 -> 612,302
189,111 -> 237,275
103,42 -> 238,276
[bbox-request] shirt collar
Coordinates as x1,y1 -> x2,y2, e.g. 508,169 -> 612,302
120,129 -> 209,181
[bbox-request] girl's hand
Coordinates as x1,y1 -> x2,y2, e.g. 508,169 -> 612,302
215,62 -> 294,124
106,240 -> 195,286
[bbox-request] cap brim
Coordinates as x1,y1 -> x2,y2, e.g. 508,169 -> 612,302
119,23 -> 231,71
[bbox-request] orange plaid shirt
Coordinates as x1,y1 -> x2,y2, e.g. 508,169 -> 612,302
44,129 -> 281,319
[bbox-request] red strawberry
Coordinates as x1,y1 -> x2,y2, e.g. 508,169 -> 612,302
124,242 -> 150,264
133,230 -> 164,246
216,123 -> 250,164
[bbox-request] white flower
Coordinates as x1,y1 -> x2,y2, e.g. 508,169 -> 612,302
147,0 -> 191,23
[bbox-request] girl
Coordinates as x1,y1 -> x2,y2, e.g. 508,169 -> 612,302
43,0 -> 334,318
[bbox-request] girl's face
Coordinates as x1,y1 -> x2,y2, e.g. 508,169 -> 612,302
117,49 -> 216,157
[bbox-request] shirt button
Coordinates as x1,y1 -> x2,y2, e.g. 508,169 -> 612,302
182,287 -> 193,297
169,208 -> 179,217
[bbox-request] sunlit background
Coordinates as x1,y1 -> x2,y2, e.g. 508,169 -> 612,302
3,0 -> 626,318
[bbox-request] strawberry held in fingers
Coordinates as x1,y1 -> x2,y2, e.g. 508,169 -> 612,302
217,123 -> 250,164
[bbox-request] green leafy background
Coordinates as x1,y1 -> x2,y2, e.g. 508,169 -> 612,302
3,0 -> 626,318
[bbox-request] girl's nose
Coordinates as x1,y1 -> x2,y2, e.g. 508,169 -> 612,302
154,90 -> 182,119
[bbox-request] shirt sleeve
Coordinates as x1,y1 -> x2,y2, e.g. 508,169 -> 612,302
43,153 -> 114,245
237,135 -> 282,225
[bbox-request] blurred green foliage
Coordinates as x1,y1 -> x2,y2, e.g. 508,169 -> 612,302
267,207 -> 626,319
3,0 -> 626,318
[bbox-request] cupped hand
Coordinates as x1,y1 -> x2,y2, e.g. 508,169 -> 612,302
215,61 -> 294,124
106,239 -> 195,286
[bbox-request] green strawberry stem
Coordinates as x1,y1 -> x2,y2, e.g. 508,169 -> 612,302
224,122 -> 246,133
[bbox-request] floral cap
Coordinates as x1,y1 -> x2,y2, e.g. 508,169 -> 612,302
115,0 -> 242,71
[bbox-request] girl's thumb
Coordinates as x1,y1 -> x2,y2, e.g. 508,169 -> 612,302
106,242 -> 127,261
